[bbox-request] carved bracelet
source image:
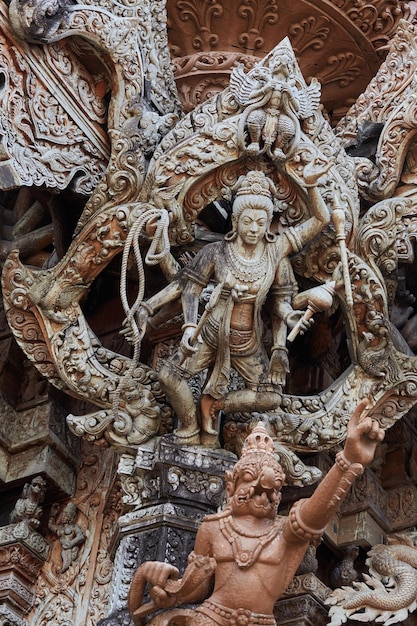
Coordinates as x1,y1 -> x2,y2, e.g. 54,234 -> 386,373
289,499 -> 324,542
335,450 -> 364,475
181,322 -> 198,331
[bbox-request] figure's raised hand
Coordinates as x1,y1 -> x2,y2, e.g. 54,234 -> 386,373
343,399 -> 385,466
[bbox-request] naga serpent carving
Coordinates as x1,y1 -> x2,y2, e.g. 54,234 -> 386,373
3,0 -> 417,490
327,534 -> 417,625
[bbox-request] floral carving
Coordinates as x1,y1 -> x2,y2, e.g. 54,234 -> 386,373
288,15 -> 330,56
0,7 -> 109,194
237,0 -> 279,51
176,0 -> 224,50
330,0 -> 411,51
317,52 -> 363,89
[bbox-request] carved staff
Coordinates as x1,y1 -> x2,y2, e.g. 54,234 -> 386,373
332,201 -> 353,308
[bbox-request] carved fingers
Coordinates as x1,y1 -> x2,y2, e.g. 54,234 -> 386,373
269,348 -> 289,386
146,562 -> 179,609
285,310 -> 314,333
344,399 -> 385,466
180,326 -> 199,356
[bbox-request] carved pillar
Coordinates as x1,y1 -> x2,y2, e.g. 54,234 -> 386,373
0,522 -> 49,625
99,438 -> 235,625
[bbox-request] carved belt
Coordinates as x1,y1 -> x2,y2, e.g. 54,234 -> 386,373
196,600 -> 277,626
229,327 -> 253,348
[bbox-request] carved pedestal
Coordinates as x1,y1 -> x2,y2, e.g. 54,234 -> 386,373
99,437 -> 235,625
0,522 -> 49,626
275,581 -> 330,626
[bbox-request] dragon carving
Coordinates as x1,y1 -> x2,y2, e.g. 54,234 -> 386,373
326,532 -> 417,625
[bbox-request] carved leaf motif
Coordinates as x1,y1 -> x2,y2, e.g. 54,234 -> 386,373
289,15 -> 330,55
318,52 -> 363,88
340,0 -> 411,47
237,0 -> 279,50
176,0 -> 224,50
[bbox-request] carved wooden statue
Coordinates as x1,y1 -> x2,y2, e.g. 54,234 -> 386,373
137,167 -> 333,447
9,475 -> 47,529
48,502 -> 86,573
128,401 -> 384,626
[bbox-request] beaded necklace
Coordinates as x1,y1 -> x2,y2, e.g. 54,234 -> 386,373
225,241 -> 268,283
219,514 -> 282,569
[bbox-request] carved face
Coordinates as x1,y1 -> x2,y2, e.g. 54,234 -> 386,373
29,477 -> 46,500
235,208 -> 269,247
228,459 -> 283,519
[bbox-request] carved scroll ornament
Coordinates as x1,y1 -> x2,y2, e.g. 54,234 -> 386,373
3,3 -> 417,490
336,20 -> 417,203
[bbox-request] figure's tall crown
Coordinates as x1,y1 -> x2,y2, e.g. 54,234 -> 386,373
229,421 -> 286,486
235,170 -> 273,200
241,422 -> 276,460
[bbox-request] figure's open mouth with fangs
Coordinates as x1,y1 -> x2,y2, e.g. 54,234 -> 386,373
233,466 -> 282,517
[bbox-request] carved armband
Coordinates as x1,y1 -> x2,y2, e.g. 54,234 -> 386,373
328,452 -> 364,508
289,499 -> 324,544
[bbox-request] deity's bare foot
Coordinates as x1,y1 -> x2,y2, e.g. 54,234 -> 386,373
200,432 -> 220,448
246,142 -> 261,154
173,424 -> 201,446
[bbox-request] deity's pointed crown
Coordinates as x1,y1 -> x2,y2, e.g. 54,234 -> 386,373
231,171 -> 275,223
235,171 -> 274,200
241,422 -> 276,459
230,421 -> 286,486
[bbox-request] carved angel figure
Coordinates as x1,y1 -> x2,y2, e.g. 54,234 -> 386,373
230,46 -> 321,161
134,166 -> 332,447
128,404 -> 384,626
326,532 -> 417,626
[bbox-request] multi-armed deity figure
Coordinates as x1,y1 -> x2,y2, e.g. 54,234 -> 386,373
136,165 -> 332,446
128,401 -> 384,626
